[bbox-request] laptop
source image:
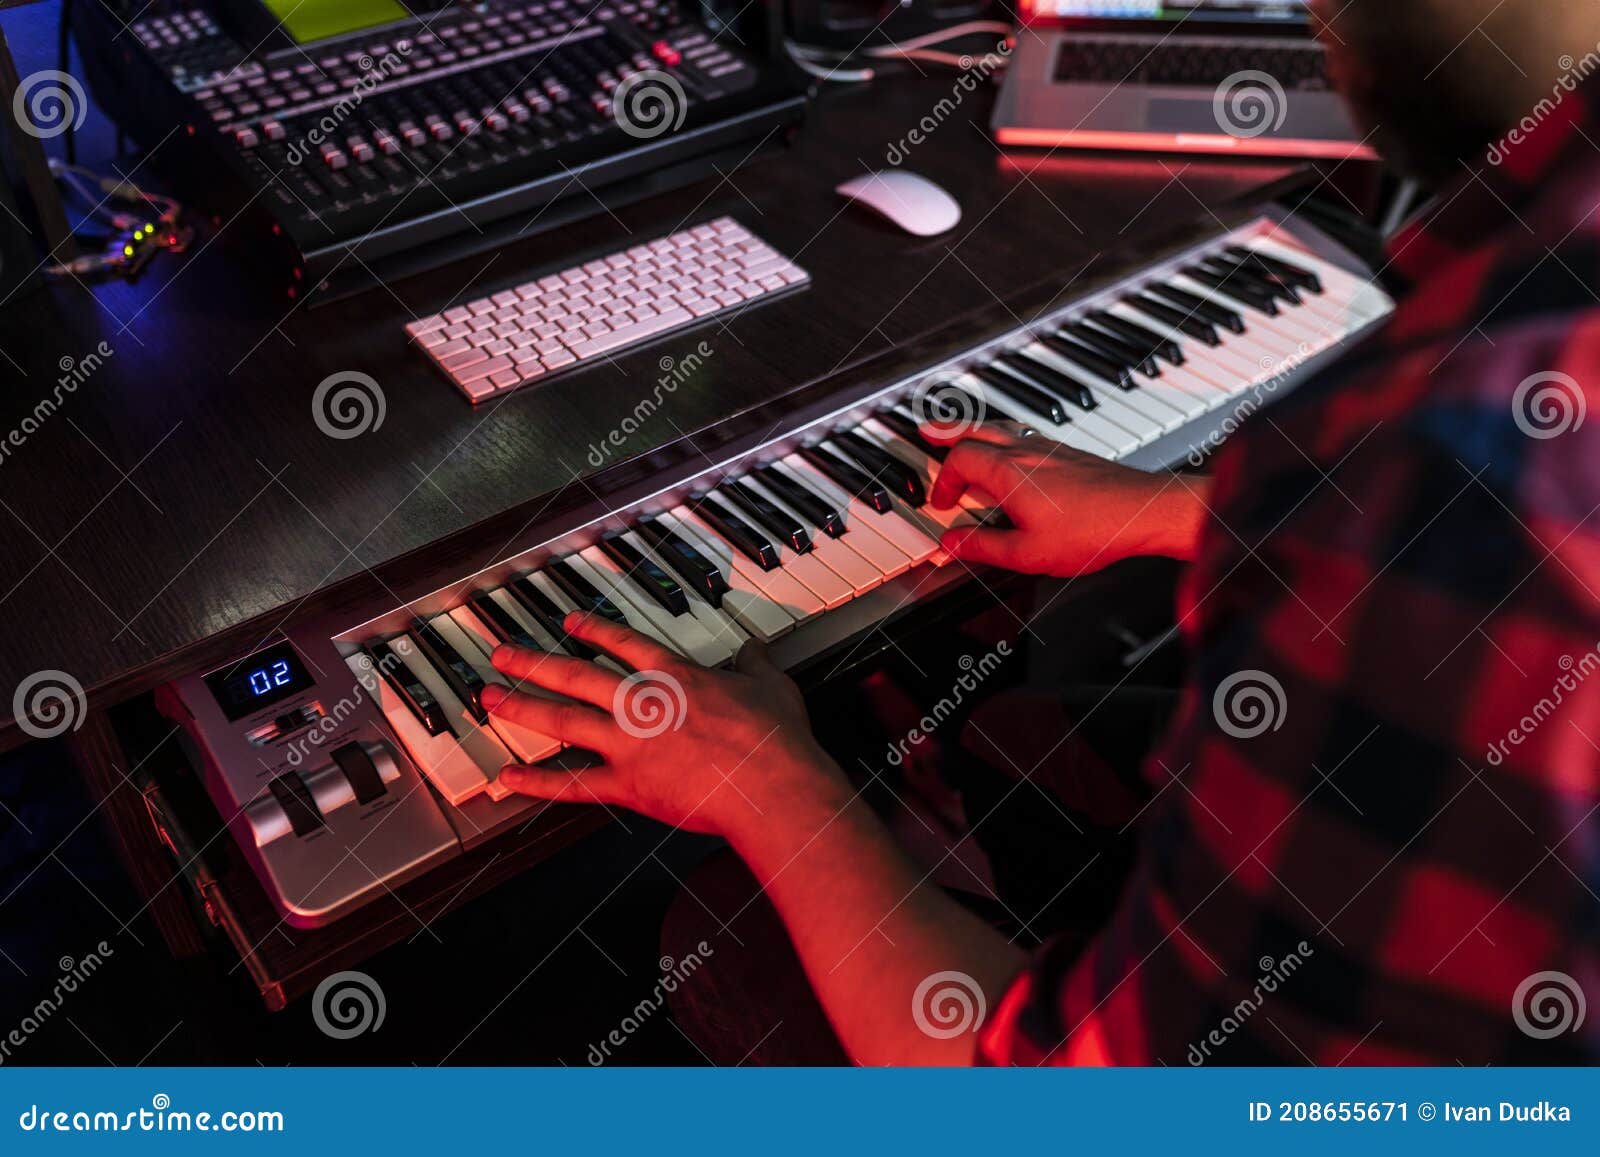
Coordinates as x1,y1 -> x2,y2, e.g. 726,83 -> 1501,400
992,0 -> 1373,159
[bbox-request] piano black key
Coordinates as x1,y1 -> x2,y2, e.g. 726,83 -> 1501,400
1125,294 -> 1221,346
367,640 -> 449,735
1149,281 -> 1249,331
989,355 -> 1085,417
1227,244 -> 1323,294
723,480 -> 812,554
635,517 -> 730,607
599,532 -> 690,616
1178,267 -> 1277,318
545,558 -> 631,626
694,493 -> 782,571
875,406 -> 950,460
1201,255 -> 1301,305
970,361 -> 1071,422
755,464 -> 847,538
833,430 -> 927,508
467,589 -> 544,652
1088,308 -> 1185,364
506,577 -> 602,661
1038,331 -> 1135,389
410,616 -> 488,722
799,444 -> 894,514
1063,321 -> 1160,378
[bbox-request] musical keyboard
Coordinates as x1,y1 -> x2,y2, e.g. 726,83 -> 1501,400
159,212 -> 1393,928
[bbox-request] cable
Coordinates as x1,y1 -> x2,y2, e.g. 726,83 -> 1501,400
784,40 -> 876,83
786,21 -> 1014,81
863,19 -> 1013,53
40,158 -> 191,279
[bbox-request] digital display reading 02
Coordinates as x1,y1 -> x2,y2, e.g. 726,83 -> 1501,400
203,643 -> 316,721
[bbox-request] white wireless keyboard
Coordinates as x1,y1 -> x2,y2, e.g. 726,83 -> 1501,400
406,217 -> 810,402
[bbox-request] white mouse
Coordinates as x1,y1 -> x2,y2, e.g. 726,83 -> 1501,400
835,170 -> 961,237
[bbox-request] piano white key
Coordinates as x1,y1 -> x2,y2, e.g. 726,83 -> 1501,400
856,419 -> 991,524
348,648 -> 489,807
737,473 -> 886,596
497,580 -> 628,675
1042,337 -> 1204,424
450,597 -> 559,656
667,506 -> 828,625
387,635 -> 514,803
1103,303 -> 1262,392
775,454 -> 929,574
1167,273 -> 1329,356
948,371 -> 1120,458
616,528 -> 757,649
429,612 -> 562,764
1249,236 -> 1392,326
577,545 -> 733,667
983,364 -> 1143,456
1071,355 -> 1200,427
763,531 -> 855,609
558,553 -> 691,659
396,632 -> 520,801
1023,342 -> 1179,438
1143,357 -> 1236,412
814,438 -> 960,562
1113,363 -> 1214,420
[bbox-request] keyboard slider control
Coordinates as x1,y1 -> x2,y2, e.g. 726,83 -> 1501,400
242,742 -> 401,847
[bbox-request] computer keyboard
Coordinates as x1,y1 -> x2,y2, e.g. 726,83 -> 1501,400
406,217 -> 810,401
1053,37 -> 1328,89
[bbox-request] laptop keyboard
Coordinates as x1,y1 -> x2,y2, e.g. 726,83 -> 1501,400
1053,38 -> 1328,90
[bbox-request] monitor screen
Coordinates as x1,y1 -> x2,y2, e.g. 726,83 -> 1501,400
1032,1 -> 1310,22
255,0 -> 424,44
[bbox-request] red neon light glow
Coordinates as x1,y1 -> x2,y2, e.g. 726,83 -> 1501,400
994,126 -> 1378,161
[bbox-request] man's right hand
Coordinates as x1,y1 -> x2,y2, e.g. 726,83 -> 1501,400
922,422 -> 1211,576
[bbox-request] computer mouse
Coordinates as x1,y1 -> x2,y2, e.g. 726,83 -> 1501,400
835,170 -> 961,237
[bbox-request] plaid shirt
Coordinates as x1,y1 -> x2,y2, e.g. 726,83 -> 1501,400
980,82 -> 1600,1066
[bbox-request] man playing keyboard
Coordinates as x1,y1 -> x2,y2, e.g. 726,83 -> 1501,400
481,0 -> 1600,1065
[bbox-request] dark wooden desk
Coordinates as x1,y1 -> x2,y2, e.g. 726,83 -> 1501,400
0,70 -> 1324,736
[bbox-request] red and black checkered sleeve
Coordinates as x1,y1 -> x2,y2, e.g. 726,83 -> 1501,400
979,321 -> 1600,1066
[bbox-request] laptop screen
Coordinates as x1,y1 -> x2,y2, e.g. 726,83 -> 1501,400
1030,1 -> 1310,23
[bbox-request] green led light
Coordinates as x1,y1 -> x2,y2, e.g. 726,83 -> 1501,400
123,245 -> 135,257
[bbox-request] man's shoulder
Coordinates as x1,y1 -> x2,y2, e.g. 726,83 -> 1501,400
1241,296 -> 1600,501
